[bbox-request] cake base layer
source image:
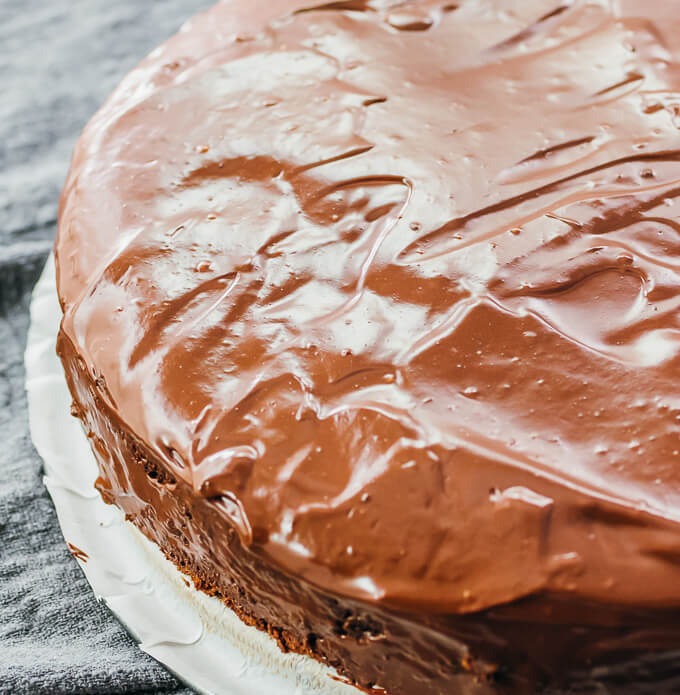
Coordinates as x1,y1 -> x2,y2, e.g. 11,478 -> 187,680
57,326 -> 680,695
127,520 -> 358,695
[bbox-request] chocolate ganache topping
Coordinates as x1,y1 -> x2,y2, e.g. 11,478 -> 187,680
57,0 -> 680,615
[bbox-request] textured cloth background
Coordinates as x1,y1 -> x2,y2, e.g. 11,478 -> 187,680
0,2 -> 213,692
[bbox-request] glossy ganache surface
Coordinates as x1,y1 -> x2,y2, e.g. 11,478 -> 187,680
57,0 -> 680,618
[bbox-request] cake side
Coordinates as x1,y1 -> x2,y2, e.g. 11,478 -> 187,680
58,326 -> 680,694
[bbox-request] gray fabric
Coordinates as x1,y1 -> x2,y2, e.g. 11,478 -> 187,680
0,1 -> 214,692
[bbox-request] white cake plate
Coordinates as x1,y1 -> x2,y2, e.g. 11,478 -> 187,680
25,255 -> 356,695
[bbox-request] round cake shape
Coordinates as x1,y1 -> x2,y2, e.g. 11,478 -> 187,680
57,0 -> 680,692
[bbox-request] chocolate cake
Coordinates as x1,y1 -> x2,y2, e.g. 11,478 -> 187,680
56,1 -> 680,692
